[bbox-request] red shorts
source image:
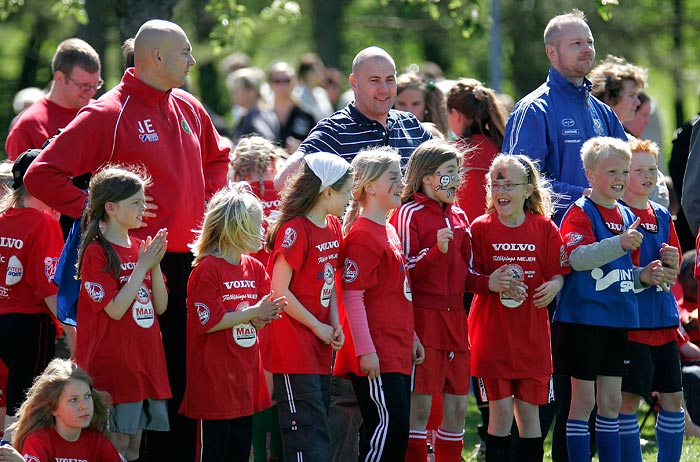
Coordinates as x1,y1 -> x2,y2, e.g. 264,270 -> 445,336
478,376 -> 553,405
412,346 -> 470,395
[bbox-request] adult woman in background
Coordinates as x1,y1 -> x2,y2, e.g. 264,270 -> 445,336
395,73 -> 449,136
446,78 -> 508,223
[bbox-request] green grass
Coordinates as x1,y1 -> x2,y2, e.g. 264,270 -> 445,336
460,395 -> 700,461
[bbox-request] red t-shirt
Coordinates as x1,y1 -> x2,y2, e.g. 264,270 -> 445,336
5,98 -> 81,161
469,212 -> 568,378
248,180 -> 281,267
180,255 -> 272,419
0,208 -> 62,316
262,215 -> 343,374
335,218 -> 414,377
453,135 -> 501,223
76,238 -> 171,404
21,427 -> 123,462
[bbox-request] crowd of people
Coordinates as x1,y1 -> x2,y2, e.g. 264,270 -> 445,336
1,8 -> 700,462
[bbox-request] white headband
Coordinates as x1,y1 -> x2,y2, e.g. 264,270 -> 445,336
304,152 -> 351,193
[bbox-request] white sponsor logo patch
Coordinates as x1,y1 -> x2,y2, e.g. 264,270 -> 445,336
566,232 -> 583,247
6,255 -> 23,285
84,281 -> 105,303
233,301 -> 256,347
500,264 -> 525,308
342,259 -> 358,283
195,303 -> 210,325
132,284 -> 154,328
44,256 -> 58,283
320,262 -> 334,308
282,227 -> 297,248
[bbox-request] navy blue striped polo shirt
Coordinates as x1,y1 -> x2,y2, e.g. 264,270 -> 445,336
297,103 -> 432,162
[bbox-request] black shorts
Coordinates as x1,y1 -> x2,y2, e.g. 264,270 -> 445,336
554,323 -> 629,381
0,313 -> 56,414
622,341 -> 682,396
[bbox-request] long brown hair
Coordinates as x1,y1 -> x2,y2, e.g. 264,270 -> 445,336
446,78 -> 507,148
76,166 -> 150,279
11,358 -> 111,450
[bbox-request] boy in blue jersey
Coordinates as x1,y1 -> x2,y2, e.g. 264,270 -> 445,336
617,138 -> 685,462
555,137 -> 665,462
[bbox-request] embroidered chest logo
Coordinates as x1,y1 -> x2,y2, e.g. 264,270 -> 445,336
137,119 -> 159,142
592,115 -> 604,136
181,119 -> 192,134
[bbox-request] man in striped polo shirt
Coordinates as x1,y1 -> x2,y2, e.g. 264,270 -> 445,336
275,46 -> 432,188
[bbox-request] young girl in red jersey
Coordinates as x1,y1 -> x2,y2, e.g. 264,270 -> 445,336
263,152 -> 351,462
11,358 -> 122,462
333,146 -> 425,461
0,150 -> 67,441
469,154 -> 568,462
179,183 -> 285,462
446,79 -> 508,223
390,140 -> 514,462
228,135 -> 283,267
76,167 -> 170,462
229,138 -> 286,461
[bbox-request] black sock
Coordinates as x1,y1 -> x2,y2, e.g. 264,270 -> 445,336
518,436 -> 544,462
486,433 -> 511,462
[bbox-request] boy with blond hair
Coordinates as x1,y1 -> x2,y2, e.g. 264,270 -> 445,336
554,136 -> 665,462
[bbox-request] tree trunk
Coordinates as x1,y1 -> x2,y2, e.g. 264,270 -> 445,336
111,0 -> 179,41
309,0 -> 349,69
18,15 -> 50,91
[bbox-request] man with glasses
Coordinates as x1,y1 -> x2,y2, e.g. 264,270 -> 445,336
5,38 -> 102,161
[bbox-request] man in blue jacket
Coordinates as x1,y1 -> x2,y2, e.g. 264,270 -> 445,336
502,9 -> 628,462
503,8 -> 626,225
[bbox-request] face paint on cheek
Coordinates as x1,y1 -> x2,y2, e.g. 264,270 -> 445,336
434,174 -> 450,192
440,175 -> 450,189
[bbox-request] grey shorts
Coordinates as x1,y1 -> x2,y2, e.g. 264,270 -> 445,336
108,398 -> 170,435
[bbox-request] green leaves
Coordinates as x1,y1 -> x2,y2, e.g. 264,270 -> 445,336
0,0 -> 25,21
206,0 -> 301,53
52,0 -> 87,24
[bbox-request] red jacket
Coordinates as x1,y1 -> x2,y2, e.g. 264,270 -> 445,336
24,69 -> 229,251
390,192 -> 490,310
454,135 -> 500,223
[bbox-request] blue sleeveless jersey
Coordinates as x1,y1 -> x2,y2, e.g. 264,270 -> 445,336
624,200 -> 679,329
554,197 -> 639,328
